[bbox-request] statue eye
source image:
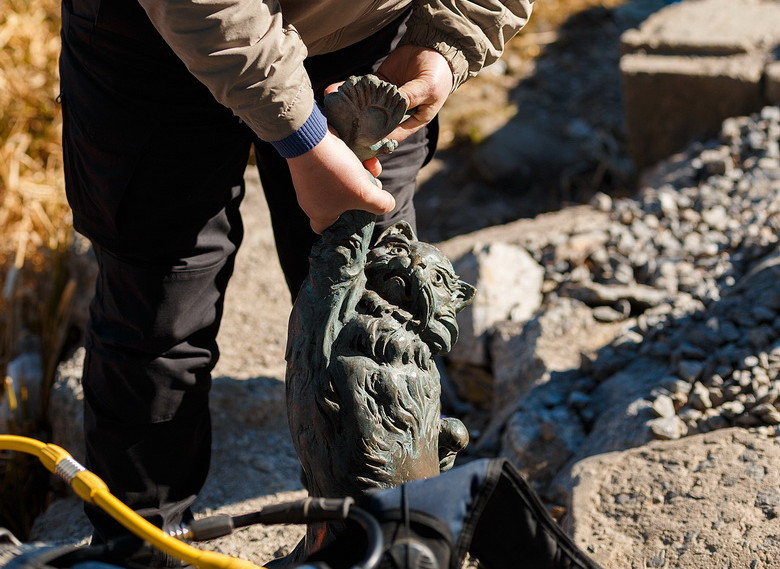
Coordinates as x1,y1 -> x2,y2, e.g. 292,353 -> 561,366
391,246 -> 407,256
432,272 -> 443,284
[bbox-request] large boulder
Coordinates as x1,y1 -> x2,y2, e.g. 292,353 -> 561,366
500,356 -> 668,495
566,428 -> 780,568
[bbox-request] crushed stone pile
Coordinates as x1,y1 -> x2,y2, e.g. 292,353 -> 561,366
531,105 -> 780,440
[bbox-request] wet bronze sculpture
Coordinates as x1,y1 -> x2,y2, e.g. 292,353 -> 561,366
284,75 -> 475,556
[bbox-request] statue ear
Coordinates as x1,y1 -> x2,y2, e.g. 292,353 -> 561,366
454,281 -> 476,311
374,221 -> 417,244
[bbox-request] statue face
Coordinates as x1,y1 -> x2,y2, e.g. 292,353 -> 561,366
365,222 -> 476,354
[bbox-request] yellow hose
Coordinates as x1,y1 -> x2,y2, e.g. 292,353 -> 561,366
0,435 -> 266,569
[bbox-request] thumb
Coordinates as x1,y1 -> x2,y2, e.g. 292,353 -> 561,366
359,184 -> 396,216
397,78 -> 429,110
365,186 -> 395,215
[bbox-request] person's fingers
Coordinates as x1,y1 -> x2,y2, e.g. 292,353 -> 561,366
386,114 -> 425,144
358,184 -> 396,216
384,72 -> 450,142
363,157 -> 382,178
397,77 -> 434,110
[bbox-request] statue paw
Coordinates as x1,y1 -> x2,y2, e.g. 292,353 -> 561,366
368,137 -> 399,157
438,417 -> 469,472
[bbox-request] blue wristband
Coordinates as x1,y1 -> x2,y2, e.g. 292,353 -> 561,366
271,103 -> 328,159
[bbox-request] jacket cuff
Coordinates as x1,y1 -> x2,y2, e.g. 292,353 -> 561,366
270,103 -> 328,159
398,11 -> 473,91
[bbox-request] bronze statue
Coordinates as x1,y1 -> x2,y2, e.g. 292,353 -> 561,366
283,74 -> 475,558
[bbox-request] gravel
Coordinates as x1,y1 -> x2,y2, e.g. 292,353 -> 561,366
529,105 -> 780,440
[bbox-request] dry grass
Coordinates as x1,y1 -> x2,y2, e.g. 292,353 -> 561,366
0,0 -> 71,414
0,0 -> 75,538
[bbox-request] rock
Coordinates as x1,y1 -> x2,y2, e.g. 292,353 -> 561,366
500,403 -> 586,490
473,118 -> 581,184
650,394 -> 676,418
678,360 -> 705,383
436,206 -> 611,263
559,280 -> 670,311
489,297 -> 625,414
449,242 -> 544,366
648,416 -> 687,440
591,305 -> 626,323
444,361 -> 496,411
545,357 -> 669,501
689,381 -> 713,411
566,428 -> 780,568
49,348 -> 86,463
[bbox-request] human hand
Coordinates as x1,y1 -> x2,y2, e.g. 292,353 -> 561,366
375,44 -> 454,144
287,130 -> 395,234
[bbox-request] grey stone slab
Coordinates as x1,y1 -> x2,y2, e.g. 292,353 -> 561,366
619,0 -> 780,170
621,0 -> 780,56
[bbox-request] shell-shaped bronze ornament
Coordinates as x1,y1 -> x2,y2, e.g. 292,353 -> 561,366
323,74 -> 410,161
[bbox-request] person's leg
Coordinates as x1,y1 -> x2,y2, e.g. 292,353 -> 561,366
252,144 -> 318,300
60,0 -> 253,554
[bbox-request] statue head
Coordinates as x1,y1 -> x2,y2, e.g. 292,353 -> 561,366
365,221 -> 476,354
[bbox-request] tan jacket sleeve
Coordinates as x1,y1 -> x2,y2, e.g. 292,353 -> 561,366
399,0 -> 535,89
137,0 -> 314,143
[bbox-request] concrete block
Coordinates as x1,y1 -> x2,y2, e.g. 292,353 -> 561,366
619,0 -> 780,171
621,53 -> 765,169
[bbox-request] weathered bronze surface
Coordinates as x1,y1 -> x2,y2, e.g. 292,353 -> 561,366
286,211 -> 474,495
323,74 -> 409,161
284,75 -> 474,556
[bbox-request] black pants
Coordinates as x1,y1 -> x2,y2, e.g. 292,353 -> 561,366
59,0 -> 436,547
